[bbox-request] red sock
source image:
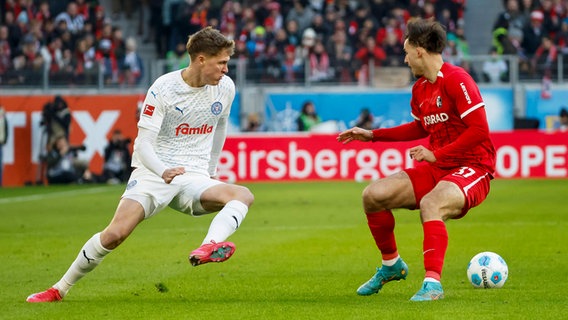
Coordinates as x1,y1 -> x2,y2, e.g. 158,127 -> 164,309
366,210 -> 398,260
422,220 -> 448,281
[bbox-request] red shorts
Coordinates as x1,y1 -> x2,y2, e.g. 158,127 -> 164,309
404,164 -> 493,219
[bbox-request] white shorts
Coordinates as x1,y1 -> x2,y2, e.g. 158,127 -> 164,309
122,167 -> 223,218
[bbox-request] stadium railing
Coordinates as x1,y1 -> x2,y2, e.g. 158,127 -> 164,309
3,54 -> 567,91
2,51 -> 566,125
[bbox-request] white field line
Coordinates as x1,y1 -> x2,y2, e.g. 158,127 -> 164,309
0,187 -> 114,205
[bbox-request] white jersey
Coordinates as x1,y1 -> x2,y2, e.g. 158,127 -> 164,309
132,70 -> 235,176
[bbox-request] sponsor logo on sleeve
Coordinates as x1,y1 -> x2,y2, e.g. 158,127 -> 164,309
460,82 -> 472,104
143,104 -> 155,117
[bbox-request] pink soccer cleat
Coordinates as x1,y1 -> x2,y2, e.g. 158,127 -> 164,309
189,241 -> 236,266
26,287 -> 62,303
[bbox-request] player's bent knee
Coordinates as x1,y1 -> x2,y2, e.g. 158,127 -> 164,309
100,229 -> 130,250
419,195 -> 433,211
361,185 -> 375,202
236,186 -> 254,207
362,185 -> 389,212
419,197 -> 444,221
204,184 -> 254,208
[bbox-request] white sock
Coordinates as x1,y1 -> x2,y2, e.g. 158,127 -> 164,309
202,200 -> 248,244
424,277 -> 440,283
53,232 -> 112,297
382,255 -> 400,267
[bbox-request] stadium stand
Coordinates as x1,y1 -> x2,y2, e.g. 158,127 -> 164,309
0,0 -> 468,87
2,0 -> 567,88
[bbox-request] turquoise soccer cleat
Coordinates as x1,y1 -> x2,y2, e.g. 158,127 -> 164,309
357,258 -> 409,296
410,281 -> 445,301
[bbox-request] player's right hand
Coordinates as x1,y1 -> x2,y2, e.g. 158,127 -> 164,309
337,127 -> 373,144
162,167 -> 186,184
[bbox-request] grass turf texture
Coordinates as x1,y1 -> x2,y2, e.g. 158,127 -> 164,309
1,180 -> 567,320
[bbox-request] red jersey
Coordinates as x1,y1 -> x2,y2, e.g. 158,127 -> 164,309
409,63 -> 495,173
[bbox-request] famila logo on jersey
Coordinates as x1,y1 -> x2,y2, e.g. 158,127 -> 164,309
175,123 -> 213,135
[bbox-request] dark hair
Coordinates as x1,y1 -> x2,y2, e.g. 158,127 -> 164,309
53,95 -> 68,110
560,107 -> 568,117
186,26 -> 235,61
405,18 -> 447,54
301,101 -> 314,114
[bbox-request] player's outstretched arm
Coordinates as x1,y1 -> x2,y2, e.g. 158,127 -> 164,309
337,127 -> 373,144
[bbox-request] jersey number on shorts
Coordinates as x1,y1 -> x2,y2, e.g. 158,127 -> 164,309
452,166 -> 476,178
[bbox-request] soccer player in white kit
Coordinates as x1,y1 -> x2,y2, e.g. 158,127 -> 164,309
27,26 -> 254,303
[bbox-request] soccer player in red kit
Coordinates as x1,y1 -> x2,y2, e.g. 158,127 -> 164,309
337,18 -> 496,301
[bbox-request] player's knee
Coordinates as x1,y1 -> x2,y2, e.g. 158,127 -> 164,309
100,229 -> 129,250
361,185 -> 374,202
419,195 -> 442,221
362,185 -> 387,212
235,185 -> 254,207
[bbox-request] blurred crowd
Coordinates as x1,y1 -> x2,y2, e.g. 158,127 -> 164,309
0,0 -> 143,86
156,0 -> 467,84
1,0 -> 468,86
3,0 -> 568,88
492,0 -> 568,81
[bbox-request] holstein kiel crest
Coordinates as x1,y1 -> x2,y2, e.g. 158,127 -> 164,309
211,101 -> 223,115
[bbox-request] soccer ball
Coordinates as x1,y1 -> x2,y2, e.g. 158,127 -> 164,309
466,252 -> 508,288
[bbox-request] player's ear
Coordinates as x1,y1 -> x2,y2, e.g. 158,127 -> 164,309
416,46 -> 425,57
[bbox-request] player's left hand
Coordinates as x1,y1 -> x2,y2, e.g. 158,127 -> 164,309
409,145 -> 436,163
162,167 -> 186,184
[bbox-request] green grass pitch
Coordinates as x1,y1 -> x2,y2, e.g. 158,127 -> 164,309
1,179 -> 567,319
